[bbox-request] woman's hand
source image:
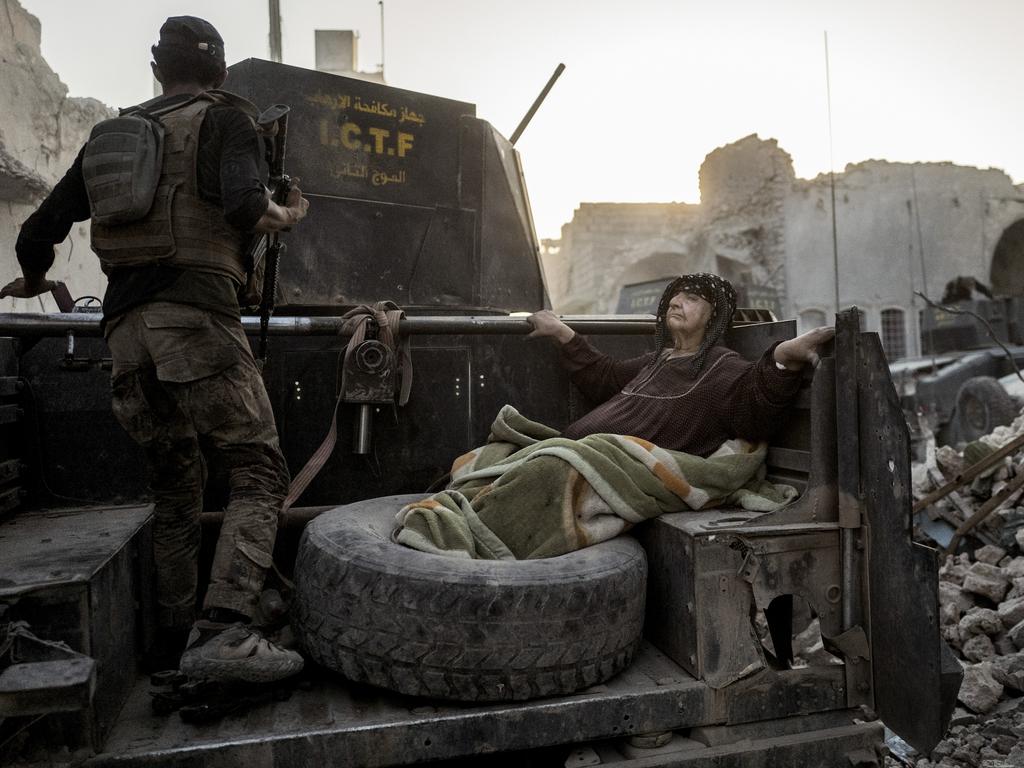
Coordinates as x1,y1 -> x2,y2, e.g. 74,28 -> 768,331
527,310 -> 575,344
774,326 -> 835,370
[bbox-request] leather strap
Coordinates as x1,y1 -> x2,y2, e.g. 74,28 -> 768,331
281,301 -> 412,512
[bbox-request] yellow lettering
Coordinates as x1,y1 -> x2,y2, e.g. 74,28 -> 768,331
340,122 -> 362,150
397,132 -> 414,158
367,127 -> 390,154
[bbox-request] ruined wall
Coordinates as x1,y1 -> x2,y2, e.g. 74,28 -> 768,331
551,136 -> 793,315
696,135 -> 794,310
553,132 -> 1024,359
784,161 -> 1024,355
553,202 -> 700,312
0,0 -> 113,312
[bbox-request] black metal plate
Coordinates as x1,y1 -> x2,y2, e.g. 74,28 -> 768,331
858,331 -> 954,753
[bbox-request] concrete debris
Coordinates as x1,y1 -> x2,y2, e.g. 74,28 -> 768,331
1009,619 -> 1024,650
1009,577 -> 1024,602
957,662 -> 1003,714
941,556 -> 971,586
975,545 -> 1008,566
936,445 -> 965,479
909,424 -> 1024,768
963,564 -> 1011,604
959,608 -> 1004,639
990,653 -> 1024,692
999,597 -> 1024,630
961,634 -> 996,663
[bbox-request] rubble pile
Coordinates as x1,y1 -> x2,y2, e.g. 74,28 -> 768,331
901,540 -> 1024,768
903,414 -> 1024,767
912,413 -> 1024,553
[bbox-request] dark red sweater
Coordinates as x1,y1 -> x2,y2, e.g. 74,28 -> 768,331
560,334 -> 803,457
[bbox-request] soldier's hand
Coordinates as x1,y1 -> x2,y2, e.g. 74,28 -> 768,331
527,310 -> 575,344
774,326 -> 835,370
285,184 -> 309,225
1,275 -> 59,300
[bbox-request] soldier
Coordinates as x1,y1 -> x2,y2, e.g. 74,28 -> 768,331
2,17 -> 309,683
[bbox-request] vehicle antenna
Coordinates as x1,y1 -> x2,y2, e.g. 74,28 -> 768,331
379,1 -> 385,77
510,63 -> 566,145
824,31 -> 840,315
911,167 -> 938,366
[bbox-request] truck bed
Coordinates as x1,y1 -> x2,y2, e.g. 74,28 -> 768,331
92,644 -> 859,767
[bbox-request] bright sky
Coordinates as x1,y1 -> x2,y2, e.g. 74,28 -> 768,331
20,0 -> 1024,239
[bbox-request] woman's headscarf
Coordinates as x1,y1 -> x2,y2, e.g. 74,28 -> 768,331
653,273 -> 738,372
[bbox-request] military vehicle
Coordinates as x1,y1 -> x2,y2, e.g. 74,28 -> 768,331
0,60 -> 958,767
909,296 -> 1024,445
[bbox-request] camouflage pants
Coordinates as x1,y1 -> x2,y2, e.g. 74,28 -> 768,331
106,302 -> 289,629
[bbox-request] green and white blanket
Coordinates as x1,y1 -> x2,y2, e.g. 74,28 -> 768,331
396,405 -> 797,560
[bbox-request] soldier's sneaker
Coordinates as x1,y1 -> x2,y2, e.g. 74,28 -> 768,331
179,621 -> 304,684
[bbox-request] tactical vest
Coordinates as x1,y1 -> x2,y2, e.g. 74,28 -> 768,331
90,91 -> 259,284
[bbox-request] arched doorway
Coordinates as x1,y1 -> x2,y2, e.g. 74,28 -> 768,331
990,218 -> 1024,295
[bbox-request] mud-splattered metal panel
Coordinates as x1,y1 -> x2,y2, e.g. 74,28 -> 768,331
857,331 -> 957,754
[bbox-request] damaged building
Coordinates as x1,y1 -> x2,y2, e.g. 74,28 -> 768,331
0,0 -> 112,311
547,134 -> 1024,360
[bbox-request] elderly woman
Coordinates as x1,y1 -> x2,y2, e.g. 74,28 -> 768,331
396,272 -> 832,561
527,273 -> 834,457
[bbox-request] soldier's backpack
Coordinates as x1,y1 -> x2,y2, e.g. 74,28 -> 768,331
81,100 -> 187,225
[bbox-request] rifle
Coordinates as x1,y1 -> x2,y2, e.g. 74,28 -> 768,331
246,104 -> 291,365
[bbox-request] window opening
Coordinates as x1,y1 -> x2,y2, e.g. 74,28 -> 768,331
881,308 -> 907,360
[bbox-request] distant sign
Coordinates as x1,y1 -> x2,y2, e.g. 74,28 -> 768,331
617,278 -> 782,317
616,279 -> 673,314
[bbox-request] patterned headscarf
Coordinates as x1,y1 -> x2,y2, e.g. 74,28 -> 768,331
654,273 -> 738,372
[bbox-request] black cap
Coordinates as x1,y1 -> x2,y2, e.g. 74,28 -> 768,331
156,16 -> 225,62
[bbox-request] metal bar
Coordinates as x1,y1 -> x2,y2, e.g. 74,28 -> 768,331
0,313 -> 657,338
834,309 -> 861,638
353,404 -> 373,455
824,32 -> 841,314
509,63 -> 566,145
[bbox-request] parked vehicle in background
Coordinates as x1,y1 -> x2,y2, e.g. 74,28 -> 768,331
899,296 -> 1024,446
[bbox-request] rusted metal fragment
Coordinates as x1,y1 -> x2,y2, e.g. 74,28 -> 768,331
823,625 -> 870,662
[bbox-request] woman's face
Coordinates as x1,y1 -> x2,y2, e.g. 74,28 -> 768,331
665,291 -> 713,339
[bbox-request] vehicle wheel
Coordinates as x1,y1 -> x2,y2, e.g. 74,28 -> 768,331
955,376 -> 1019,442
293,494 -> 647,702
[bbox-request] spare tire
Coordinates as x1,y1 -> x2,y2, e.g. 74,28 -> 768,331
293,494 -> 647,702
955,376 -> 1019,442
